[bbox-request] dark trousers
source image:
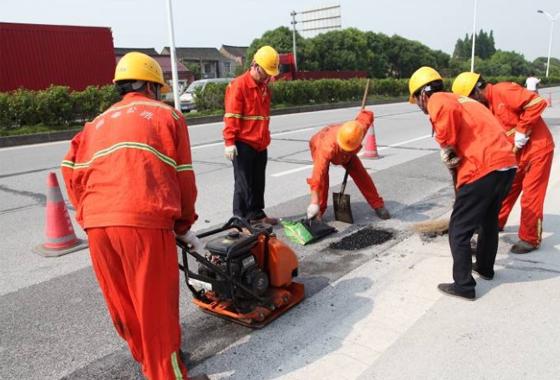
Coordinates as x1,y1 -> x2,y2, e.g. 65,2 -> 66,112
233,141 -> 268,220
449,169 -> 515,293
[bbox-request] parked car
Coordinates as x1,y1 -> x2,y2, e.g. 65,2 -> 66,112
180,78 -> 232,112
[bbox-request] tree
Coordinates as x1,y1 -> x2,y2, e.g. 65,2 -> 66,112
304,28 -> 373,73
246,26 -> 306,69
185,62 -> 201,80
452,29 -> 495,60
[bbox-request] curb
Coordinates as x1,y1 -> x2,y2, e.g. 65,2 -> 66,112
0,97 -> 406,148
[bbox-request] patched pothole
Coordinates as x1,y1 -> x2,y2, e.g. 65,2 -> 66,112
329,227 -> 394,251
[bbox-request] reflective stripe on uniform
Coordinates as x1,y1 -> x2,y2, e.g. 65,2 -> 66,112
523,96 -> 545,109
102,101 -> 181,120
171,351 -> 184,380
457,96 -> 477,104
224,112 -> 270,121
60,142 -> 193,172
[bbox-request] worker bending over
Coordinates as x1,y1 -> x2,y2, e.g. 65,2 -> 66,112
223,45 -> 280,225
62,52 -> 207,380
306,109 -> 390,221
409,67 -> 516,300
453,73 -> 555,254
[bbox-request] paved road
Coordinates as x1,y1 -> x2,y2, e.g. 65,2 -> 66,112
1,88 -> 559,379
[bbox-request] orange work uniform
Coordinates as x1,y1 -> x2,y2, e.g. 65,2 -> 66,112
62,92 -> 197,380
223,71 -> 273,220
307,110 -> 384,215
223,70 -> 271,151
484,83 -> 555,246
429,93 -> 517,187
428,92 -> 517,295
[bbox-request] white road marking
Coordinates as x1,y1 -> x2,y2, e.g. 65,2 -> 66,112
271,134 -> 433,178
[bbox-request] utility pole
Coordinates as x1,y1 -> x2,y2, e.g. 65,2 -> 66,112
537,9 -> 560,77
165,0 -> 180,110
470,0 -> 478,72
291,10 -> 298,72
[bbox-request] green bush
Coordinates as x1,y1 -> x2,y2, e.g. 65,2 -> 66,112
1,76 -> 559,132
0,85 -> 119,131
194,82 -> 229,111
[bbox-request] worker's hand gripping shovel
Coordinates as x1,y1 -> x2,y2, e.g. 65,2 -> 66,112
332,79 -> 370,224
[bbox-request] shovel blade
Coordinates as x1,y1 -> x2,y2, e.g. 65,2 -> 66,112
333,192 -> 354,224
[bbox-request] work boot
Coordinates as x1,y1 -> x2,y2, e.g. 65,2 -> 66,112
472,262 -> 494,280
510,240 -> 537,254
374,206 -> 391,220
437,283 -> 475,300
189,374 -> 210,380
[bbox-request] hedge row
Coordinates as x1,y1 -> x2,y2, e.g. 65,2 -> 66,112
194,75 -> 560,112
0,85 -> 119,130
1,76 -> 559,130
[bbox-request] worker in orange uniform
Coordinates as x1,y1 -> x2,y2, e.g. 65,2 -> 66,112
452,72 -> 555,254
409,67 -> 516,300
61,52 -> 208,380
223,45 -> 280,225
306,109 -> 390,221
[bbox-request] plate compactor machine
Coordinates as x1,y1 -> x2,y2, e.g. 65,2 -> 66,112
177,217 -> 305,328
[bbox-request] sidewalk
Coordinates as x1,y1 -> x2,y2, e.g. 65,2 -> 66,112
192,109 -> 560,380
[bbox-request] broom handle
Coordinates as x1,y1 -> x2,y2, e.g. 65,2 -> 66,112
360,79 -> 371,110
340,170 -> 349,194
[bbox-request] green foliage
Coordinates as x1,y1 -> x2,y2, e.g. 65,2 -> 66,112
246,26 -> 305,70
453,29 -> 496,60
193,82 -> 229,111
0,85 -> 119,131
303,28 -> 373,72
532,57 -> 560,77
185,62 -> 202,80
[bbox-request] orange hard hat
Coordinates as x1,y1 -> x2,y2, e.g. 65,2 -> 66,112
337,121 -> 364,152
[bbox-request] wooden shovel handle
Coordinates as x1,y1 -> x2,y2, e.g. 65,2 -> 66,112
360,79 -> 371,110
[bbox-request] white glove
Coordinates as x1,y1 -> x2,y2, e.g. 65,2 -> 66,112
439,148 -> 461,169
176,230 -> 204,252
307,203 -> 320,219
514,131 -> 529,149
224,145 -> 238,161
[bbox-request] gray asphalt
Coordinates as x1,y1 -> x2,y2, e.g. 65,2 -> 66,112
1,87 -> 558,380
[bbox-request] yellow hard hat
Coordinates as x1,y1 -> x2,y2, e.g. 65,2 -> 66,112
253,46 -> 280,76
114,52 -> 170,92
452,72 -> 481,97
337,121 -> 364,152
408,66 -> 443,103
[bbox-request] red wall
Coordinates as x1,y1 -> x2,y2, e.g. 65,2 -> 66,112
0,23 -> 115,91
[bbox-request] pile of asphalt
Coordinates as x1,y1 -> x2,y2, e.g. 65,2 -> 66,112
329,227 -> 394,251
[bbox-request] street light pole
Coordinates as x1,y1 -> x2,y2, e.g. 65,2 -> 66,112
537,10 -> 560,77
165,0 -> 180,110
291,10 -> 298,72
470,0 -> 478,72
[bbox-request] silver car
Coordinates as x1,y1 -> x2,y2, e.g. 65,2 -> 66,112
179,78 -> 232,112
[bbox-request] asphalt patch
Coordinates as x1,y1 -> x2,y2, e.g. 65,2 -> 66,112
329,227 -> 394,251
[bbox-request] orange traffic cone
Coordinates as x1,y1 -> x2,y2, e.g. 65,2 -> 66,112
33,172 -> 88,257
362,124 -> 379,159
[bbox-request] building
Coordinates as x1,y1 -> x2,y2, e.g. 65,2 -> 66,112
0,22 -> 115,91
220,45 -> 249,67
114,47 -> 159,57
162,47 -> 237,79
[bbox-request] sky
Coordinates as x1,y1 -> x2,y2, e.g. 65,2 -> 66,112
3,0 -> 560,61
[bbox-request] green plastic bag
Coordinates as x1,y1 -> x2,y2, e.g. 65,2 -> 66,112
281,219 -> 314,245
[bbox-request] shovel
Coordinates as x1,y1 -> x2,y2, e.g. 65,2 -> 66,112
333,170 -> 354,223
332,79 -> 370,224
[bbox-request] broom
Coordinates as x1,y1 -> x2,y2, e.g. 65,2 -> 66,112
412,167 -> 457,237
